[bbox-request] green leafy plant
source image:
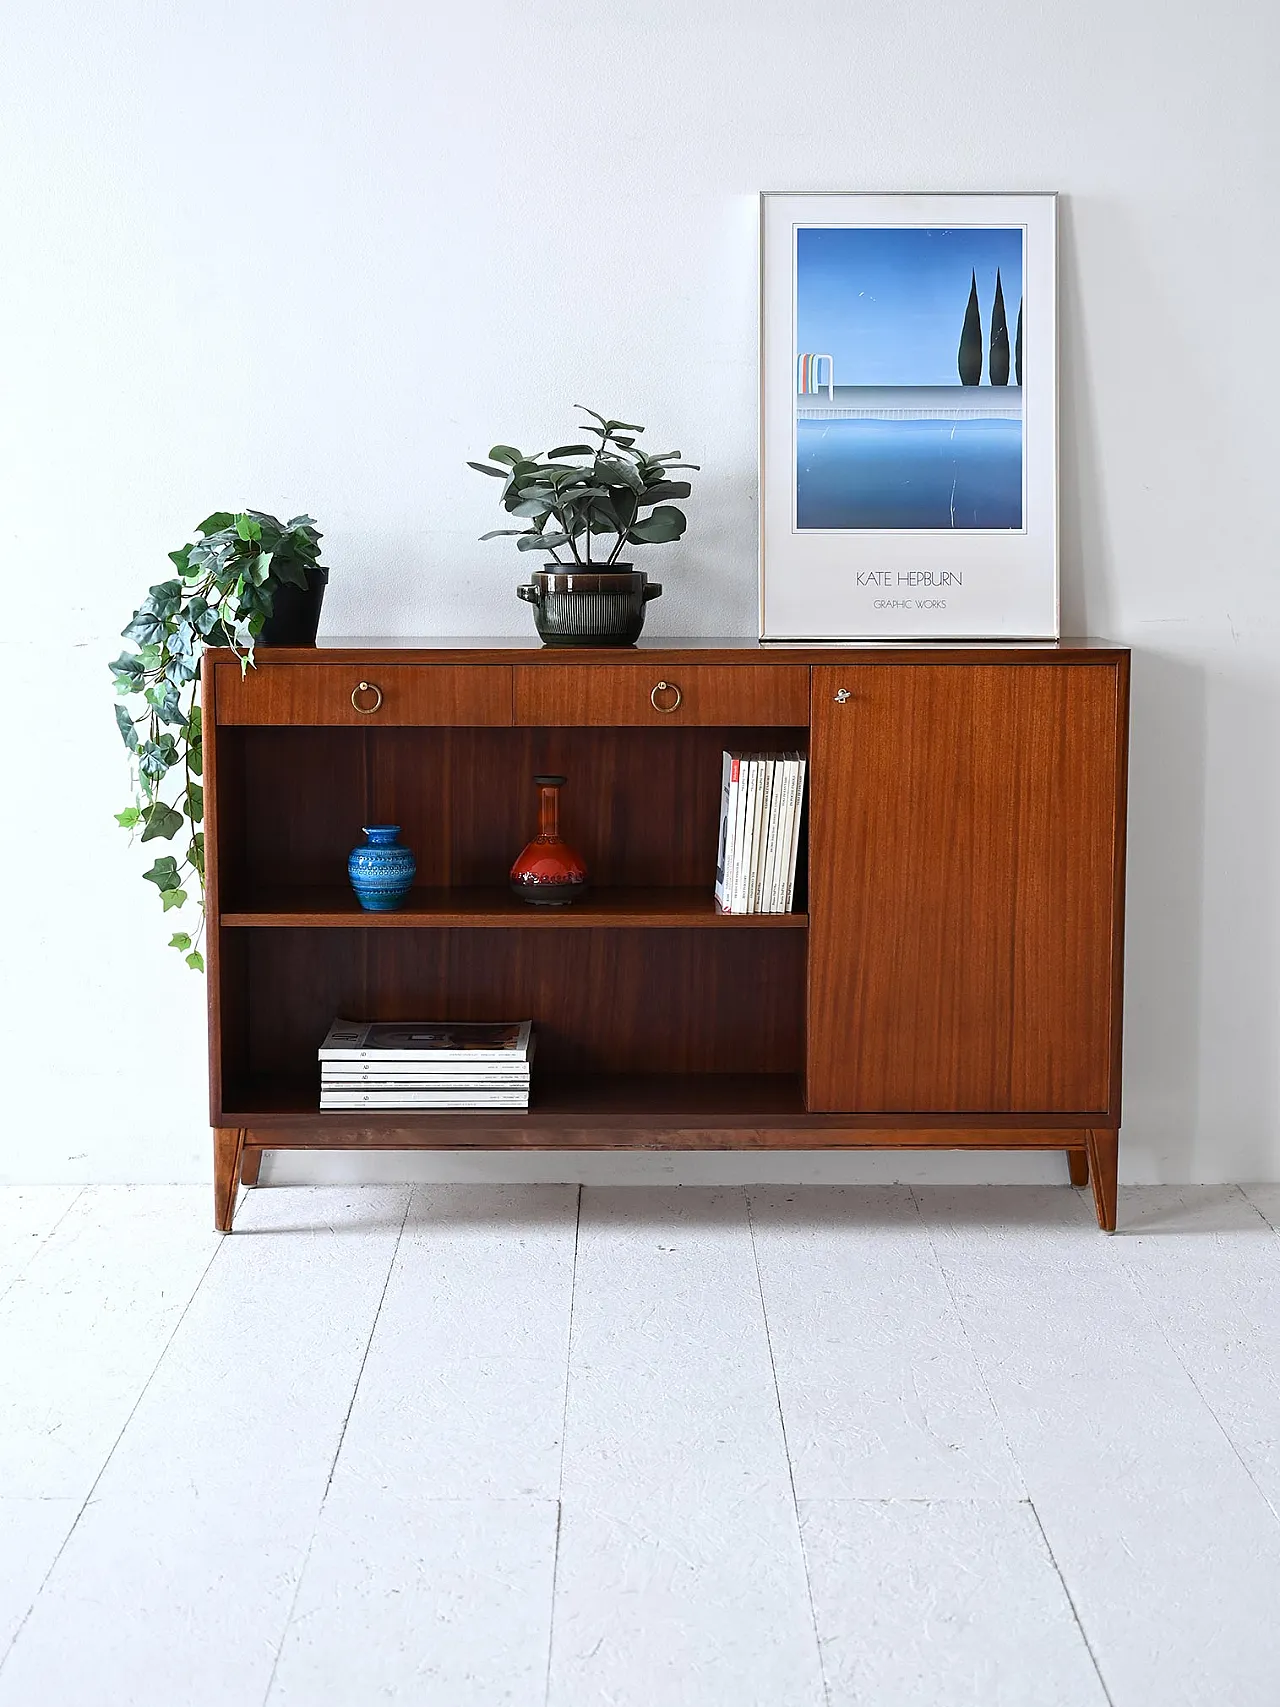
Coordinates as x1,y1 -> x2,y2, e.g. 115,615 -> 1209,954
111,510 -> 324,970
469,407 -> 698,565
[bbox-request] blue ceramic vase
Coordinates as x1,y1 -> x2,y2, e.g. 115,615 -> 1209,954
348,825 -> 416,912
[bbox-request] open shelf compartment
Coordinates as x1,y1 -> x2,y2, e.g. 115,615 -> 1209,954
213,723 -> 809,921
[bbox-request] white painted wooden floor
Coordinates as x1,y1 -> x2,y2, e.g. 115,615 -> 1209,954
2,1183 -> 1280,1705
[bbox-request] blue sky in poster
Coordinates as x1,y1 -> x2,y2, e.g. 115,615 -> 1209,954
796,226 -> 1024,387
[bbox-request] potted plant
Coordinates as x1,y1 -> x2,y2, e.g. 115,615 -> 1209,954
111,510 -> 326,970
469,407 -> 697,646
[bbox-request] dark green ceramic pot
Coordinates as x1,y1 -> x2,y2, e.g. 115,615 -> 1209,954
516,567 -> 662,648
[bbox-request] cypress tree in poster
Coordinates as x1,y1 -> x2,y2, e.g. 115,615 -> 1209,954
989,268 -> 1010,386
957,270 -> 982,385
1015,298 -> 1023,385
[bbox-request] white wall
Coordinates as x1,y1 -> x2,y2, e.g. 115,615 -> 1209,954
1,0 -> 1276,1185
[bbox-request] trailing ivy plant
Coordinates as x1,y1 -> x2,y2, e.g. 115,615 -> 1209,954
469,407 -> 697,564
111,510 -> 324,970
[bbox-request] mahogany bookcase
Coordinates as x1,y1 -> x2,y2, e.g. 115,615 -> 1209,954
202,638 -> 1130,1232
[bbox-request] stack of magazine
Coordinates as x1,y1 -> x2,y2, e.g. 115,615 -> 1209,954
318,1019 -> 534,1109
714,750 -> 807,914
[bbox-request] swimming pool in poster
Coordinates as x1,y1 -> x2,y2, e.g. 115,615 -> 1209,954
795,226 -> 1025,531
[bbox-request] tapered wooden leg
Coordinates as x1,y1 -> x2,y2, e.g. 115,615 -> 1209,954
240,1146 -> 263,1188
1084,1129 -> 1118,1233
213,1126 -> 246,1233
1067,1148 -> 1089,1188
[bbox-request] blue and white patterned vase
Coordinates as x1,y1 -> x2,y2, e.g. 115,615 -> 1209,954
348,825 -> 416,912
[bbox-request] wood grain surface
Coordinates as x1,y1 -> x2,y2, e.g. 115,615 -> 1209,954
214,663 -> 513,726
202,644 -> 1130,1230
806,662 -> 1125,1116
514,664 -> 809,726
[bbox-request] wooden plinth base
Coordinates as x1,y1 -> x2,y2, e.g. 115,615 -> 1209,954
211,1123 -> 1120,1234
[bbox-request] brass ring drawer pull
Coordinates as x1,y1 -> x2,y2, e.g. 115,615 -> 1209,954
351,681 -> 383,714
651,680 -> 682,713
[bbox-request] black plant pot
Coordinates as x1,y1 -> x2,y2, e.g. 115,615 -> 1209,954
516,567 -> 662,648
260,566 -> 329,646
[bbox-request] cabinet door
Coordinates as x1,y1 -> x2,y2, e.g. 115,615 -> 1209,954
807,664 -> 1125,1114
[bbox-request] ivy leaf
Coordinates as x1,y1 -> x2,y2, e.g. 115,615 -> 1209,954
144,580 -> 184,621
142,854 -> 181,889
197,511 -> 235,535
186,781 -> 204,822
140,802 -> 184,842
235,514 -> 263,542
138,735 -> 179,781
160,887 -> 187,911
185,950 -> 204,972
114,703 -> 140,751
145,681 -> 186,726
271,556 -> 310,589
108,651 -> 145,689
115,806 -> 142,829
122,609 -> 164,646
169,932 -> 192,951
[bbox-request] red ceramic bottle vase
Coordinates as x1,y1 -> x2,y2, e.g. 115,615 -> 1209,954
510,774 -> 589,906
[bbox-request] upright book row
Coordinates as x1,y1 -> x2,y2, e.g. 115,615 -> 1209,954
714,750 -> 807,915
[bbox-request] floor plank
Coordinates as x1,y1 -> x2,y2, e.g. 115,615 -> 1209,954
1106,1186 -> 1280,1516
263,1186 -> 578,1703
330,1184 -> 579,1500
1242,1184 -> 1280,1233
749,1187 -> 1022,1498
267,1489 -> 557,1706
913,1186 -> 1262,1503
549,1187 -> 823,1707
0,1187 -> 410,1707
0,1501 -> 79,1655
1034,1485 -> 1280,1707
0,1186 -> 218,1500
801,1498 -> 1108,1706
0,1189 -> 81,1302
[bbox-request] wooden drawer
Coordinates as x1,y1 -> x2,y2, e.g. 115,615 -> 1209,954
514,664 -> 809,727
213,664 -> 512,726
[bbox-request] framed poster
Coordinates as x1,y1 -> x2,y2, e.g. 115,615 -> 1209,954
759,192 -> 1058,640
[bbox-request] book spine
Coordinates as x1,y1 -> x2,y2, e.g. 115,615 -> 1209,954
320,1094 -> 531,1108
715,753 -> 739,911
321,1076 -> 531,1087
766,758 -> 792,913
318,1049 -> 530,1063
731,759 -> 754,914
785,755 -> 807,910
760,757 -> 782,913
750,758 -> 772,912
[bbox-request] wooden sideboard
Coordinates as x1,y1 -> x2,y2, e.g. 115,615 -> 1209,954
203,638 -> 1130,1232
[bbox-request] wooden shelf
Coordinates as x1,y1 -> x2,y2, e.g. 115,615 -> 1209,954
220,1073 -> 1097,1139
221,886 -> 808,929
